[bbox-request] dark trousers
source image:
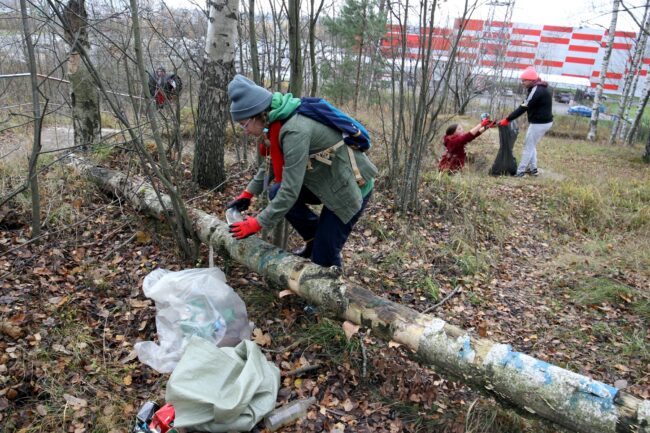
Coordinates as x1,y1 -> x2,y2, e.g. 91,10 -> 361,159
268,183 -> 371,267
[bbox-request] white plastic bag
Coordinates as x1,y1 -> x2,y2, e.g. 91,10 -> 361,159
135,268 -> 251,373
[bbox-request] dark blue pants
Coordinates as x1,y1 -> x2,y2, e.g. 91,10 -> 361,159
268,183 -> 371,267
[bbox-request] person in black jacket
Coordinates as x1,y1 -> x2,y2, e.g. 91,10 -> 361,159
498,67 -> 553,176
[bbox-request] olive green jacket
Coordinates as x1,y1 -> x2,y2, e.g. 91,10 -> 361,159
246,114 -> 378,228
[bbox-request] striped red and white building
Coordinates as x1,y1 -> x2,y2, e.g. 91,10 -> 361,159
381,19 -> 648,95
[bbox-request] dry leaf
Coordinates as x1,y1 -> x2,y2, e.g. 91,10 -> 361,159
477,321 -> 488,338
342,398 -> 355,412
129,299 -> 151,308
135,231 -> 151,244
0,322 -> 22,339
342,321 -> 360,341
52,344 -> 71,354
252,328 -> 271,347
63,394 -> 88,410
278,290 -> 294,298
72,198 -> 83,211
614,379 -> 628,389
120,350 -> 138,364
36,404 -> 48,416
388,341 -> 401,348
123,375 -> 132,386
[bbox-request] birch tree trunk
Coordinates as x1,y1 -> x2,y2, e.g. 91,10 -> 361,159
626,66 -> 650,146
587,0 -> 620,142
62,0 -> 100,150
608,2 -> 649,145
20,0 -> 42,239
69,156 -> 650,433
192,0 -> 237,189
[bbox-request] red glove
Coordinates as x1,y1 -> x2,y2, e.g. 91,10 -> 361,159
229,217 -> 262,240
498,118 -> 509,127
227,190 -> 253,211
480,118 -> 492,127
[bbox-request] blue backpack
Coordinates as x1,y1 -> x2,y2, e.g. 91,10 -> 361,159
296,97 -> 371,152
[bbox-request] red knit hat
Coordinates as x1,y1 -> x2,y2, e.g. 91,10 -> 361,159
520,66 -> 539,81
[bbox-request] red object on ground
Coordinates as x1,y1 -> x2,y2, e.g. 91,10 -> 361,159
148,404 -> 175,433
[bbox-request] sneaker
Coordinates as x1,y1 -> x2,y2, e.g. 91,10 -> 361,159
292,240 -> 313,258
514,172 -> 525,177
526,168 -> 539,176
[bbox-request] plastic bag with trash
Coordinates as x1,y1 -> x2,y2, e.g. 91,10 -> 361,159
489,120 -> 518,176
135,268 -> 251,373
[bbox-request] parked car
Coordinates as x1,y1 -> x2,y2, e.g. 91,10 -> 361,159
567,105 -> 605,117
584,90 -> 608,101
554,92 -> 572,103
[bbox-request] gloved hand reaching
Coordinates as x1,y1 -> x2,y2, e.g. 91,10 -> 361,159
227,190 -> 253,211
229,217 -> 262,240
498,118 -> 509,127
480,118 -> 492,127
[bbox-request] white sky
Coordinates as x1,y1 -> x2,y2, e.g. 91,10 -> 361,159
463,0 -> 646,31
163,0 -> 648,32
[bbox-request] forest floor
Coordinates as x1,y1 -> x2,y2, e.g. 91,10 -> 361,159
0,117 -> 648,433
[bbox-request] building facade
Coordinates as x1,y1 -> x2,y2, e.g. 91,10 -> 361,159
382,19 -> 648,95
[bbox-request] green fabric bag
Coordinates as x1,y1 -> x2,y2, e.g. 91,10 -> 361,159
165,336 -> 280,432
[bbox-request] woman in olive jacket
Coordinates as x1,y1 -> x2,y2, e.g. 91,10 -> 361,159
226,74 -> 377,268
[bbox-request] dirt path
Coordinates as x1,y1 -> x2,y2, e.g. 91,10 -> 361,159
0,126 -> 122,164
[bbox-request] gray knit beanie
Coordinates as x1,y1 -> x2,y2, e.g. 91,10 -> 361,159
228,74 -> 273,121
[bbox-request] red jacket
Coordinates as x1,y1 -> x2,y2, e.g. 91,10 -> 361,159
438,131 -> 479,172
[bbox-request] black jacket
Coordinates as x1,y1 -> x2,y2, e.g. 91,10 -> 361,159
507,81 -> 553,124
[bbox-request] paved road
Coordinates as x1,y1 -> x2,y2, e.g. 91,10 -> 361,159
475,94 -> 611,119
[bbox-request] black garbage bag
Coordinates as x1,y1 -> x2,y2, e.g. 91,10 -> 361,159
489,121 -> 518,176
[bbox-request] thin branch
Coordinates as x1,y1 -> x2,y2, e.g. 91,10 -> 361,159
421,285 -> 461,314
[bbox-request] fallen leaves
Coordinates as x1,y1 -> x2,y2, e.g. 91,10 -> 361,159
63,394 -> 88,410
341,321 -> 359,341
252,328 -> 271,346
0,321 -> 22,339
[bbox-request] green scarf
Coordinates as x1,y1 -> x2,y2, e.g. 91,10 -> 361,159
268,92 -> 301,122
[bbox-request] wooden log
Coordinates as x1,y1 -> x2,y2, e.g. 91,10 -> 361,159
69,155 -> 650,433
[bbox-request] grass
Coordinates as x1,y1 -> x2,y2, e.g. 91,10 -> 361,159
294,318 -> 362,362
571,277 -> 634,306
463,398 -> 554,433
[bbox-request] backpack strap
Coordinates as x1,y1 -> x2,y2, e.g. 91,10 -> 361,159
347,146 -> 365,186
307,140 -> 365,186
522,85 -> 538,108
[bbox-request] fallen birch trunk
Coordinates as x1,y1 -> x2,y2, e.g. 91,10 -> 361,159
69,155 -> 650,433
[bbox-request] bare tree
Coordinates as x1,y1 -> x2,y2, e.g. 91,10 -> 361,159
19,0 -> 43,238
192,0 -> 238,189
587,0 -> 620,141
308,0 -> 325,95
380,0 -> 476,211
609,0 -> 650,145
288,0 -> 302,95
249,0 -> 261,83
626,77 -> 650,145
62,0 -> 100,150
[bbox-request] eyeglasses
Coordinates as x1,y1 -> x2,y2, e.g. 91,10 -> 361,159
238,118 -> 252,131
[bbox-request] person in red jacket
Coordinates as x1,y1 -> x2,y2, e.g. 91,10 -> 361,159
438,117 -> 492,172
